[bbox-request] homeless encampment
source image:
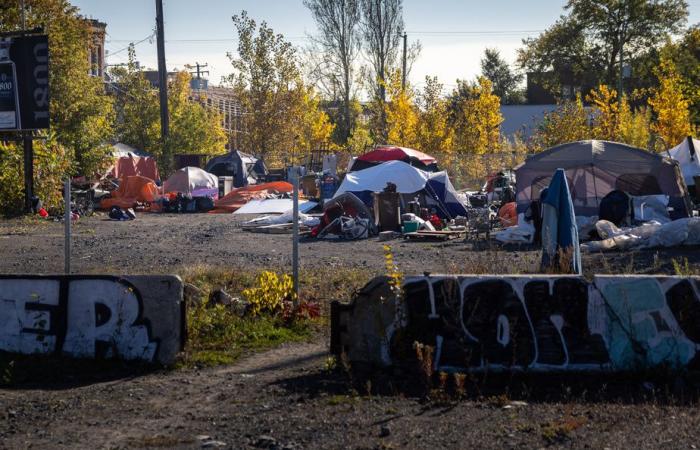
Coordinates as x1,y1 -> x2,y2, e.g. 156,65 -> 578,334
514,140 -> 691,219
349,146 -> 439,172
668,137 -> 700,190
163,166 -> 218,198
204,150 -> 268,188
100,175 -> 159,210
210,181 -> 294,213
333,160 -> 467,219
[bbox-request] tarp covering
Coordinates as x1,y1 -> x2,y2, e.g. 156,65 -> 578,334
210,181 -> 294,213
515,140 -> 689,218
100,176 -> 160,209
541,169 -> 582,274
233,199 -> 317,215
163,166 -> 218,197
334,160 -> 467,218
109,155 -> 160,181
350,146 -> 438,172
668,137 -> 700,186
205,150 -> 268,188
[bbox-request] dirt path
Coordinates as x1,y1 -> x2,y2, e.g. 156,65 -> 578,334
4,339 -> 700,449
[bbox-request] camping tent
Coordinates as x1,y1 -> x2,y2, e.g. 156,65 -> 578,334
334,160 -> 467,218
205,150 -> 268,187
349,146 -> 438,172
108,143 -> 159,181
514,140 -> 690,218
668,137 -> 700,187
163,167 -> 218,197
210,181 -> 294,213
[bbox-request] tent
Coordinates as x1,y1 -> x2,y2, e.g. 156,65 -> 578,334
210,181 -> 294,213
100,175 -> 159,210
205,150 -> 268,188
668,137 -> 700,187
163,167 -> 218,197
514,140 -> 690,218
333,160 -> 467,219
108,143 -> 159,181
349,146 -> 439,172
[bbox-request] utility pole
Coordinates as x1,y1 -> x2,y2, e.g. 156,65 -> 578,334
19,0 -> 33,213
155,0 -> 170,173
187,62 -> 208,80
401,32 -> 407,91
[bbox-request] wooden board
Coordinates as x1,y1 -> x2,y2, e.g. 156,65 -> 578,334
243,223 -> 310,235
403,230 -> 466,241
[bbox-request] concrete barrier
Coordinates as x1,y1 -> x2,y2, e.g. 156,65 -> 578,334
331,275 -> 700,373
0,275 -> 184,365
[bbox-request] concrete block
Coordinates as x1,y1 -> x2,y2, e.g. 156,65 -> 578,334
0,275 -> 184,365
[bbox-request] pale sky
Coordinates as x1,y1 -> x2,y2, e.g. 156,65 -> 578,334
72,0 -> 700,92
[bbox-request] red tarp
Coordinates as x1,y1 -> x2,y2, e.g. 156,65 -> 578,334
100,176 -> 160,210
357,146 -> 437,165
109,155 -> 160,181
209,182 -> 294,213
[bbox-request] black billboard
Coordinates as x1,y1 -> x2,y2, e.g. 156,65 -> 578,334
0,34 -> 49,131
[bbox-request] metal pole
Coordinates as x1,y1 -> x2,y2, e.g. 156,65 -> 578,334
292,167 -> 299,306
155,0 -> 170,173
20,0 -> 26,29
401,32 -> 407,91
23,135 -> 33,212
64,179 -> 71,274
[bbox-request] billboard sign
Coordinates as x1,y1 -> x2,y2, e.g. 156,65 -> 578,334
0,35 -> 49,131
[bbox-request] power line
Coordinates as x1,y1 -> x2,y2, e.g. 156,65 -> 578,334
105,32 -> 155,58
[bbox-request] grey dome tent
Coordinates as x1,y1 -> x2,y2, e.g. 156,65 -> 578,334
205,150 -> 267,188
515,140 -> 691,218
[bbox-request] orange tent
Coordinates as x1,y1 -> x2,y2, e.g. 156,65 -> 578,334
210,182 -> 294,213
100,176 -> 160,210
109,155 -> 160,181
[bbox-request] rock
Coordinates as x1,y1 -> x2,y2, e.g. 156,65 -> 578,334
380,425 -> 391,437
255,435 -> 278,448
209,288 -> 234,307
230,297 -> 251,317
184,283 -> 204,307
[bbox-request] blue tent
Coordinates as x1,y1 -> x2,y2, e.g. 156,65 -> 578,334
541,168 -> 582,274
334,160 -> 467,219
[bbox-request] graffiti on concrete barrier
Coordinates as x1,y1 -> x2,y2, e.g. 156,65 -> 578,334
333,275 -> 700,372
0,276 -> 158,362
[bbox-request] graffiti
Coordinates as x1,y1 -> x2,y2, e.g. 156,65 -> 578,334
0,275 -> 182,364
333,275 -> 700,373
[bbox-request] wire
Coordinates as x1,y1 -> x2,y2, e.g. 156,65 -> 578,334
106,32 -> 155,58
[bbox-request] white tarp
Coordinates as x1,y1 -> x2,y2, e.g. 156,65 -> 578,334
581,217 -> 700,252
163,166 -> 218,195
233,199 -> 318,215
668,137 -> 700,186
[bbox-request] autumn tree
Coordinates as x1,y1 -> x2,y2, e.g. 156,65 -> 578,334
415,76 -> 453,154
586,84 -> 651,148
227,11 -> 333,165
304,0 -> 361,143
385,70 -> 418,147
531,95 -> 590,150
480,48 -> 524,104
648,57 -> 693,149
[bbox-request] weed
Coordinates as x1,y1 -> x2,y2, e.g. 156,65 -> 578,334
673,257 -> 699,276
540,416 -> 586,444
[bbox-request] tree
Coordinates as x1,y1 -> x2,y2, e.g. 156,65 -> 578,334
304,0 -> 361,143
415,76 -> 453,154
385,70 -> 418,147
168,72 -> 227,158
227,11 -> 333,165
659,25 -> 700,127
518,0 -> 689,97
110,45 -> 161,157
531,96 -> 590,149
586,84 -> 651,147
360,0 -> 405,142
648,57 -> 692,149
480,48 -> 524,104
0,0 -> 114,177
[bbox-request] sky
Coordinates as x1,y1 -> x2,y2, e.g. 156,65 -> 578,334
72,0 -> 700,92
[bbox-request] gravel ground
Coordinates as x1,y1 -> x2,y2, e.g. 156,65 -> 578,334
1,213 -> 700,449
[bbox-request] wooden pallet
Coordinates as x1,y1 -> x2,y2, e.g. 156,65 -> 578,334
243,223 -> 310,235
403,230 -> 466,241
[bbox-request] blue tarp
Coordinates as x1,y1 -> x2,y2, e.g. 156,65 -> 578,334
541,168 -> 582,274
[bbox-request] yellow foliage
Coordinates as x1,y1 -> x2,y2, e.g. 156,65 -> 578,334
618,102 -> 651,149
416,76 -> 454,154
452,77 -> 502,155
385,70 -> 419,147
295,89 -> 336,160
587,85 -> 619,141
649,57 -> 693,149
242,271 -> 296,317
531,95 -> 589,150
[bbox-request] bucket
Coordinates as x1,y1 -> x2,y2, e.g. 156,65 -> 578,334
402,221 -> 419,233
